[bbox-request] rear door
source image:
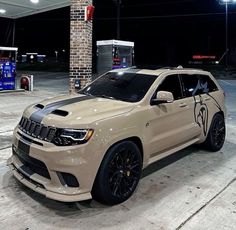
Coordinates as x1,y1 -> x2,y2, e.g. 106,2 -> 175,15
180,74 -> 212,137
192,74 -> 222,137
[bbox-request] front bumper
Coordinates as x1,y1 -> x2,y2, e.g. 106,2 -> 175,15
8,128 -> 104,202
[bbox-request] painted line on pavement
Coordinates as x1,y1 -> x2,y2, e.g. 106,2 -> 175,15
176,177 -> 236,230
0,130 -> 13,134
220,80 -> 234,86
0,146 -> 11,151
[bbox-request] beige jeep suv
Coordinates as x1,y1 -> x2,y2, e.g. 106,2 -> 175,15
8,67 -> 226,205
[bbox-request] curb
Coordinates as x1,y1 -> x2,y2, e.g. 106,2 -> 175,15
0,89 -> 25,94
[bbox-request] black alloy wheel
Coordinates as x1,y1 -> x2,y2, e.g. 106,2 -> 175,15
204,114 -> 226,152
92,141 -> 142,205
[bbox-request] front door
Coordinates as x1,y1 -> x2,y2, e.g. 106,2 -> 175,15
147,74 -> 199,159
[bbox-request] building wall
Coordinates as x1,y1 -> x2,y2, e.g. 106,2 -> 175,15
70,0 -> 93,92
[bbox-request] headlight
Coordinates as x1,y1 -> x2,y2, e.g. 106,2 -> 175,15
53,129 -> 94,146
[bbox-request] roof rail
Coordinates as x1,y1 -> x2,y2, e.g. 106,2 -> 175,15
135,65 -> 171,70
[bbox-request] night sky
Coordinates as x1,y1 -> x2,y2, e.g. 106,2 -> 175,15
1,0 -> 236,67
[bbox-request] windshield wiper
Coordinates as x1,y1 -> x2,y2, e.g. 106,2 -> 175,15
80,92 -> 93,96
95,95 -> 116,100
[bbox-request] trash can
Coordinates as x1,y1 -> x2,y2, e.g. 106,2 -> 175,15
20,75 -> 34,91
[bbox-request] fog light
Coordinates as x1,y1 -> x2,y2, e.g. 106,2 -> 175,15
58,172 -> 80,188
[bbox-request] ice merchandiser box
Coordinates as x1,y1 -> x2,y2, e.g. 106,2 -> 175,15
96,40 -> 134,75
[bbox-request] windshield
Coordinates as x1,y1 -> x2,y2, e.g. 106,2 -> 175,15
80,72 -> 158,103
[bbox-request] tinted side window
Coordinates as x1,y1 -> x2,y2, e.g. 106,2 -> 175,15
157,75 -> 182,100
199,75 -> 218,93
181,74 -> 218,97
181,74 -> 201,97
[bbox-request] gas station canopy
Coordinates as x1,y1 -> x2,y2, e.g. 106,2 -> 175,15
0,0 -> 70,19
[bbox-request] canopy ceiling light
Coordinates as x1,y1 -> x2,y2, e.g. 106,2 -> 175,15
0,0 -> 70,18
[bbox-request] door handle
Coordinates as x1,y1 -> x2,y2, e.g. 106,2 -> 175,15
204,97 -> 211,101
179,103 -> 187,108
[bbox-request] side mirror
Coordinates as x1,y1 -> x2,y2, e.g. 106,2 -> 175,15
151,91 -> 174,105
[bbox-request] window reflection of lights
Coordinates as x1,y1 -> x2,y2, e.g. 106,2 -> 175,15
30,0 -> 39,4
0,9 -> 6,14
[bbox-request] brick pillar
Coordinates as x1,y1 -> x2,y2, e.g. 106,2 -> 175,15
70,0 -> 93,93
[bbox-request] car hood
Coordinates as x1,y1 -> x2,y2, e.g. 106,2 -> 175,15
24,94 -> 135,127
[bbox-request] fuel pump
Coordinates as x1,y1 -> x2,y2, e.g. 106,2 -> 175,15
96,40 -> 134,75
0,64 -> 3,90
2,62 -> 16,90
0,46 -> 18,91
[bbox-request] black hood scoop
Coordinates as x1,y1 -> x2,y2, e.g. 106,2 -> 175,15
51,109 -> 69,117
34,104 -> 44,109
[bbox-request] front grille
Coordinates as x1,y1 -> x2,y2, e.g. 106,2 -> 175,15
13,147 -> 51,179
19,117 -> 57,142
17,132 -> 43,146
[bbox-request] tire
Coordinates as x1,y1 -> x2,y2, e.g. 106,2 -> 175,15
203,113 -> 226,152
92,141 -> 142,205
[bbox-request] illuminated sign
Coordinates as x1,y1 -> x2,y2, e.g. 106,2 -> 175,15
192,55 -> 216,60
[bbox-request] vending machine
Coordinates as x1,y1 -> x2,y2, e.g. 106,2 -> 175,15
96,40 -> 134,75
0,64 -> 3,91
0,47 -> 18,91
1,62 -> 16,90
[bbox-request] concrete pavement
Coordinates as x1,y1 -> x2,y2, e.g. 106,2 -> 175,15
0,74 -> 235,230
